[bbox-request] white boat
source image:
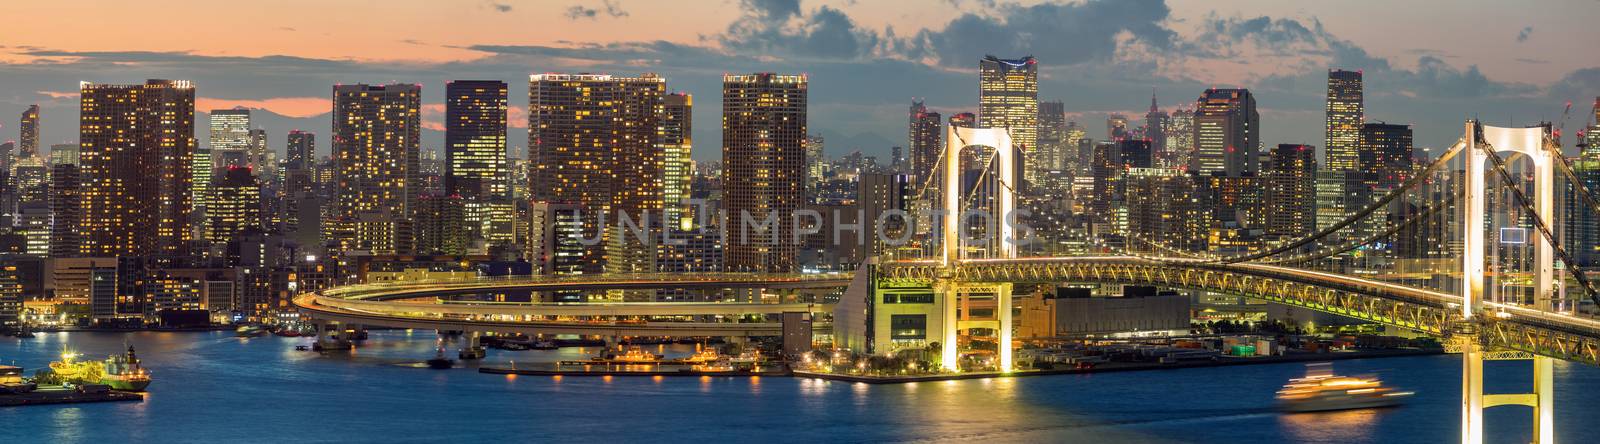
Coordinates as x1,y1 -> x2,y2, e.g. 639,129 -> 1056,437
1276,363 -> 1413,413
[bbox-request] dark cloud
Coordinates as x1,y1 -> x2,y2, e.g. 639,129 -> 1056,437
906,0 -> 1175,67
564,5 -> 597,20
492,3 -> 512,13
719,1 -> 877,59
564,1 -> 626,20
1516,58 -> 1550,64
1547,68 -> 1600,103
1518,26 -> 1533,43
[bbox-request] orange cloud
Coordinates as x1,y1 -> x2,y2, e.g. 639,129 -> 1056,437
197,96 -> 331,118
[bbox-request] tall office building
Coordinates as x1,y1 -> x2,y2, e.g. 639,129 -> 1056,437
1359,122 -> 1414,191
328,83 -> 421,255
1567,118 -> 1600,266
978,55 -> 1039,184
207,166 -> 262,245
49,144 -> 82,258
1037,101 -> 1068,174
445,80 -> 509,200
804,134 -> 826,203
286,130 -> 315,170
1325,69 -> 1364,172
722,73 -> 807,273
414,193 -> 466,255
527,73 -> 669,273
78,79 -> 196,257
1145,93 -> 1168,163
1126,168 -> 1205,253
1264,144 -> 1318,238
248,128 -> 269,171
209,108 -> 252,167
1163,108 -> 1194,170
908,100 -> 942,181
1190,88 -> 1259,177
19,105 -> 39,159
660,93 -> 693,217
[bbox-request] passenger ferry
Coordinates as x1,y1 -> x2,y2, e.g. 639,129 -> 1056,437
1276,363 -> 1413,413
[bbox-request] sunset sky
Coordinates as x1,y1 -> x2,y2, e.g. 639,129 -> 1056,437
2,0 -> 1597,161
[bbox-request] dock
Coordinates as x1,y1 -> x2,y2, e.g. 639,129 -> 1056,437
479,366 -> 789,377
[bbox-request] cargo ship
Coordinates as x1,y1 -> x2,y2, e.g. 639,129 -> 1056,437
1276,363 -> 1412,413
101,345 -> 151,392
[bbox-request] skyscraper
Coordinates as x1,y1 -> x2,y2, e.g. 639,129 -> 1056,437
445,80 -> 509,200
1265,144 -> 1318,238
286,130 -> 315,170
528,73 -> 669,273
78,79 -> 196,257
19,105 -> 39,159
1163,108 -> 1194,170
1126,168 -> 1205,253
1325,69 -> 1365,172
207,166 -> 262,246
48,143 -> 81,258
1190,88 -> 1259,177
329,83 -> 421,255
1359,122 -> 1414,191
1145,93 -> 1169,166
1037,100 -> 1068,174
978,55 -> 1039,184
209,108 -> 252,167
909,101 -> 942,182
660,92 -> 693,218
804,134 -> 826,203
722,73 -> 807,273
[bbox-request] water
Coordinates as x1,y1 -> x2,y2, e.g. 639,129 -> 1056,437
2,331 -> 1597,443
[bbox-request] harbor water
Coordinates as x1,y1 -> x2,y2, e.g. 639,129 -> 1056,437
3,330 -> 1598,443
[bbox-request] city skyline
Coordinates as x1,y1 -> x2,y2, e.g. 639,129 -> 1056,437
0,0 -> 1596,163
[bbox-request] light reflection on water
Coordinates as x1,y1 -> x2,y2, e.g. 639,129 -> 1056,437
1,330 -> 1599,443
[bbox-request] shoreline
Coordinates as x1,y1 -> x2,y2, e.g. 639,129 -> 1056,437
794,348 -> 1445,384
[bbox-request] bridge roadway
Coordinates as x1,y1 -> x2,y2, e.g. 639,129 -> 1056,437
878,256 -> 1600,365
293,273 -> 849,337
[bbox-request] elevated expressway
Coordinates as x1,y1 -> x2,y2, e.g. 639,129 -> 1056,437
878,256 -> 1600,366
293,273 -> 849,337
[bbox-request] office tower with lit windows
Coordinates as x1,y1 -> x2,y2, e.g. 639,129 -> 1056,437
1163,108 -> 1194,170
1126,168 -> 1205,253
209,108 -> 252,167
1088,141 -> 1122,221
50,151 -> 82,258
414,193 -> 467,255
328,83 -> 421,255
1145,93 -> 1168,163
1325,69 -> 1364,172
445,80 -> 508,200
528,73 -> 668,273
607,74 -> 668,275
19,105 -> 39,159
78,79 -> 196,257
660,92 -> 693,219
1566,115 -> 1600,266
1190,88 -> 1259,177
1265,144 -> 1318,238
446,80 -> 512,253
978,55 -> 1039,184
248,128 -> 269,172
1359,122 -> 1414,191
207,166 -> 262,246
286,130 -> 314,170
1037,100 -> 1068,174
721,73 -> 807,273
804,134 -> 826,203
909,101 -> 942,182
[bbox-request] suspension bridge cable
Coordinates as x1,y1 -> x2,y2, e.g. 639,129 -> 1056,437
1213,138 -> 1468,264
1264,190 -> 1460,265
1481,145 -> 1600,306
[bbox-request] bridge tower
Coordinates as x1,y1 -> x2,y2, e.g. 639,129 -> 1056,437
1460,121 -> 1557,444
939,126 -> 1020,372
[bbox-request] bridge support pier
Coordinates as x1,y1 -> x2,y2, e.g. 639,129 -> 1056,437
459,331 -> 486,360
1459,329 -> 1556,444
940,281 -> 959,372
997,284 -> 1012,372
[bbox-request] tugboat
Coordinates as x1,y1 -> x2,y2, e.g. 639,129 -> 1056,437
425,344 -> 455,369
101,345 -> 152,391
679,344 -> 722,364
1276,363 -> 1413,413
